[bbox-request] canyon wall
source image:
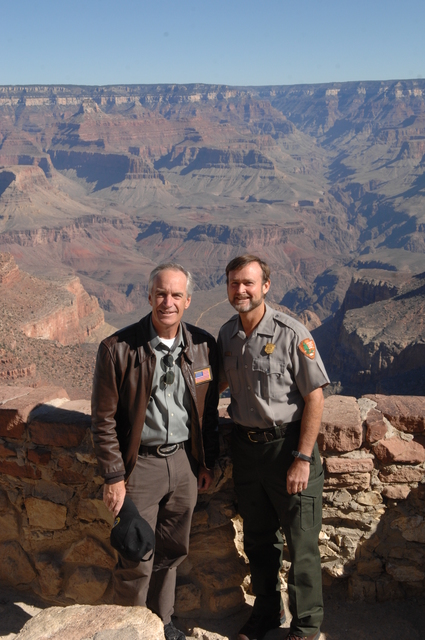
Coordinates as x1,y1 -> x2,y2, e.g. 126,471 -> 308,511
0,253 -> 113,397
20,277 -> 105,346
1,385 -> 424,617
314,270 -> 425,396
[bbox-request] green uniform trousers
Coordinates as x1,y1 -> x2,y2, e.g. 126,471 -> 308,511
231,425 -> 324,637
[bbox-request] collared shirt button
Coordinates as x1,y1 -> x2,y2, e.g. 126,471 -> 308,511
245,365 -> 248,369
171,413 -> 174,417
167,393 -> 171,397
247,386 -> 251,390
250,408 -> 254,412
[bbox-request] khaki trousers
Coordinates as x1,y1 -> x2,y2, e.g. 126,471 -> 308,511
114,447 -> 198,624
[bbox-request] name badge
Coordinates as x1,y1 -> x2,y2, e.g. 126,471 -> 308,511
194,366 -> 212,385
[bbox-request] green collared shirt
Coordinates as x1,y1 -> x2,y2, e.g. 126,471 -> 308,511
141,321 -> 191,446
218,303 -> 329,428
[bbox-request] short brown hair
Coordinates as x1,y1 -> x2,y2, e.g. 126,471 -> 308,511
225,255 -> 270,284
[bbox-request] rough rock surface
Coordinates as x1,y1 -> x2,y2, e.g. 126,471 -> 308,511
319,395 -> 362,452
0,253 -> 113,398
316,271 -> 425,396
14,604 -> 163,640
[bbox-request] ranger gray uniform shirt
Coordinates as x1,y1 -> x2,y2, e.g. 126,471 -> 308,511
141,321 -> 191,446
218,304 -> 330,428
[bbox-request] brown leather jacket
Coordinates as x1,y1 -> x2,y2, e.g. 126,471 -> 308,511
91,313 -> 219,483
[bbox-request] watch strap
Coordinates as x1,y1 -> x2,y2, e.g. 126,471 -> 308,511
292,450 -> 312,463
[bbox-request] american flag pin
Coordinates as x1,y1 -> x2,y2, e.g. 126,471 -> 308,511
194,366 -> 212,384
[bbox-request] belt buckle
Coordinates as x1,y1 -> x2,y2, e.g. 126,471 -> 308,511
156,443 -> 179,457
263,431 -> 274,442
247,432 -> 259,443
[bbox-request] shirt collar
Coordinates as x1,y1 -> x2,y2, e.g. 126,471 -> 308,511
232,303 -> 275,339
255,303 -> 275,337
148,319 -> 185,352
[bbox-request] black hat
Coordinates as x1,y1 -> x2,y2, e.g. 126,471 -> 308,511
110,495 -> 155,562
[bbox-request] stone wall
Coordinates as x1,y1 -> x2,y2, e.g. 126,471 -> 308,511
317,394 -> 425,600
0,384 -> 246,618
0,385 -> 424,617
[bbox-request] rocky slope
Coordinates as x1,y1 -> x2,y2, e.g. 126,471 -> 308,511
0,253 -> 113,397
314,269 -> 425,394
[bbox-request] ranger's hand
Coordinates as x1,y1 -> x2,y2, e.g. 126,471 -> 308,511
103,480 -> 126,516
286,458 -> 310,495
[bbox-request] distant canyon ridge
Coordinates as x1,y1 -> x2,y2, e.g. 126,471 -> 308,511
0,81 -> 424,396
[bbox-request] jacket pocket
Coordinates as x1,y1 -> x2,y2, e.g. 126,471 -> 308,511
300,470 -> 324,531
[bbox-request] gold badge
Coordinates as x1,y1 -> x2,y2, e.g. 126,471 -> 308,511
264,343 -> 276,355
299,338 -> 316,360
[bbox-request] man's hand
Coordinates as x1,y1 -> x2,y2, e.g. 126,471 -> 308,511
287,386 -> 325,494
103,480 -> 126,517
286,458 -> 310,494
198,466 -> 214,492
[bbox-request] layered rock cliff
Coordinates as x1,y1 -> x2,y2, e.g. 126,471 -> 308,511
21,277 -> 105,346
315,270 -> 425,395
0,253 -> 113,396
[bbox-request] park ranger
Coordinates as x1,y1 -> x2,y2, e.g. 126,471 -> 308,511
218,255 -> 329,640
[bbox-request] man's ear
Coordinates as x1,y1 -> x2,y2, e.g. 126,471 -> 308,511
185,296 -> 192,309
263,279 -> 271,295
148,293 -> 152,307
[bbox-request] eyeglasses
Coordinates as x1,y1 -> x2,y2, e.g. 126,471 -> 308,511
162,353 -> 175,386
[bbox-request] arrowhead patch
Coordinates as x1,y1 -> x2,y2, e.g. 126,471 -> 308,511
299,338 -> 316,360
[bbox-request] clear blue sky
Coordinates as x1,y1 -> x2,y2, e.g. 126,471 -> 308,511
1,0 -> 424,87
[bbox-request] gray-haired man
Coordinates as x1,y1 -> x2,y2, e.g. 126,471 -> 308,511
92,263 -> 219,640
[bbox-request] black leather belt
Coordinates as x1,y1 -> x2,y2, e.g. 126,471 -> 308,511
139,442 -> 186,457
236,420 -> 300,443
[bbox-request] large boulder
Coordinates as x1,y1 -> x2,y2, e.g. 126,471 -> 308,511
16,604 -> 164,640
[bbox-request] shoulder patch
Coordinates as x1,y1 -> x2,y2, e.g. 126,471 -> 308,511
298,338 -> 316,360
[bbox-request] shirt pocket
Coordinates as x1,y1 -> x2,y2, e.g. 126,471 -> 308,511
223,355 -> 240,395
252,357 -> 286,400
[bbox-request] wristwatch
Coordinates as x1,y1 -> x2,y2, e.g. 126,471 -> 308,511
292,450 -> 312,463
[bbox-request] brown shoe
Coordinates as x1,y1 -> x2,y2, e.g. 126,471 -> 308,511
285,632 -> 320,640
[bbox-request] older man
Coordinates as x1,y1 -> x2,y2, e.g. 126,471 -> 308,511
92,263 -> 219,640
218,255 -> 329,640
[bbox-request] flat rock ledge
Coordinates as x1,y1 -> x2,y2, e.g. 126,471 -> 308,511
15,604 -> 164,640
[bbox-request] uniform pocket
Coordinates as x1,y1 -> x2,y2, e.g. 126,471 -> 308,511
224,355 -> 240,395
252,357 -> 286,399
300,470 -> 324,531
